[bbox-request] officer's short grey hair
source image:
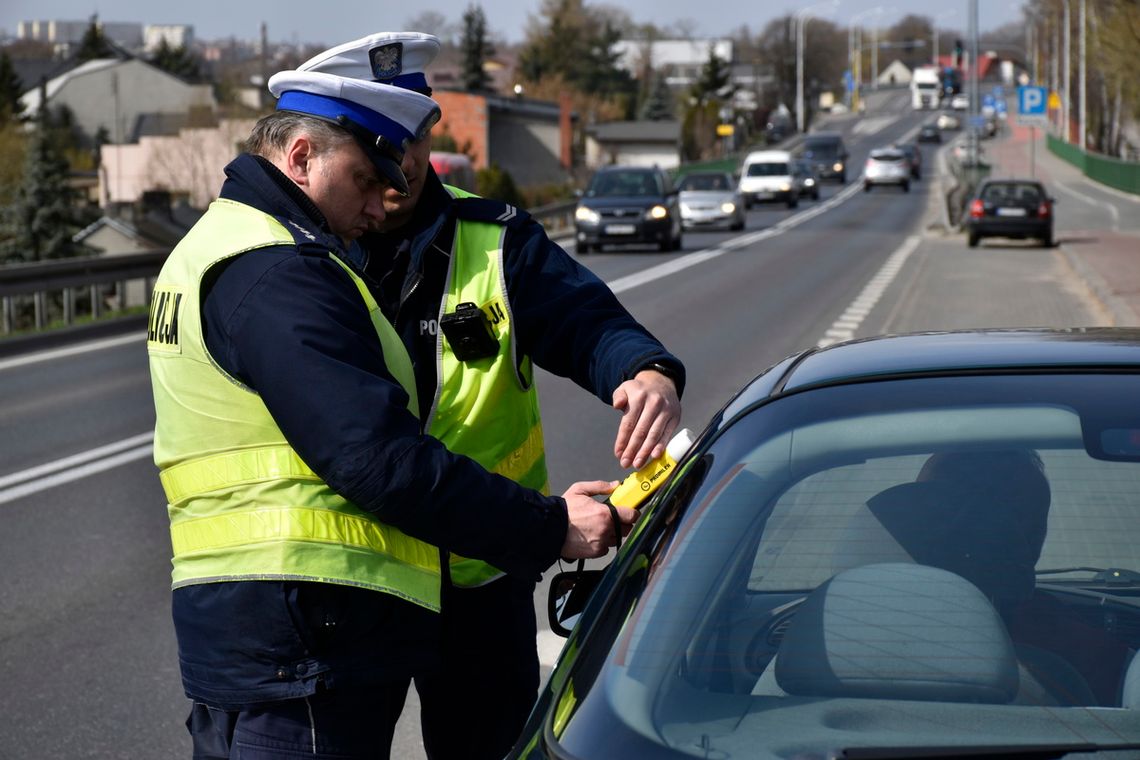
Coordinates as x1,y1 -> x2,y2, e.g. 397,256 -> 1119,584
245,111 -> 354,160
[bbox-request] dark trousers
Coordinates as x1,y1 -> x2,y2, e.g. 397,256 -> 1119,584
187,683 -> 409,759
416,575 -> 540,760
186,576 -> 538,759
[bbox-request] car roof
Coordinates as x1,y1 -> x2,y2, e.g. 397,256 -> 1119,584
721,329 -> 1140,421
680,170 -> 732,178
744,150 -> 792,162
804,131 -> 842,140
593,165 -> 659,174
979,178 -> 1046,187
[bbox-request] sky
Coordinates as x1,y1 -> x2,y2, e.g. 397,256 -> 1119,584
1,0 -> 1022,48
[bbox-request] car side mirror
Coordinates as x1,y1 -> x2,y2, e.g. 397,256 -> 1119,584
547,568 -> 606,637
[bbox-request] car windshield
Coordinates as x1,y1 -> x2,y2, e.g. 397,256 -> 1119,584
556,373 -> 1140,759
871,150 -> 906,162
586,170 -> 661,197
803,141 -> 841,158
679,174 -> 730,192
746,162 -> 789,177
982,183 -> 1044,204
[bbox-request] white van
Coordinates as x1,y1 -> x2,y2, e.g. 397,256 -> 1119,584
738,150 -> 798,209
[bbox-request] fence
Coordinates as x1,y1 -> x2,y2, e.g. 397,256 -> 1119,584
1047,134 -> 1140,196
0,202 -> 584,338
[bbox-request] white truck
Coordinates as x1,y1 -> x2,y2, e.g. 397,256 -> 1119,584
911,66 -> 942,110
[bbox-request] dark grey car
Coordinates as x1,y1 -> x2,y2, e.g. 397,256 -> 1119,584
966,179 -> 1055,248
513,329 -> 1140,760
574,166 -> 682,254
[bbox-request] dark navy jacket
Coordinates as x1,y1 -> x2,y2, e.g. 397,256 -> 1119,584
171,154 -> 684,708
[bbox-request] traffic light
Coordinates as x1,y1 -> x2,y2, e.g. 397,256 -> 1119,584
954,39 -> 964,67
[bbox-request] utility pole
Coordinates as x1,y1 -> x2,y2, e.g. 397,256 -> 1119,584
1078,0 -> 1086,150
968,0 -> 979,163
871,24 -> 879,90
1063,0 -> 1070,142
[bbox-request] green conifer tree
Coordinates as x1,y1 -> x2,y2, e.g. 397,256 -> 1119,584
0,85 -> 84,262
0,51 -> 26,124
461,4 -> 495,92
640,73 -> 675,121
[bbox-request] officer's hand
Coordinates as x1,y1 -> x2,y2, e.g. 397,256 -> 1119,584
560,480 -> 637,559
611,369 -> 681,470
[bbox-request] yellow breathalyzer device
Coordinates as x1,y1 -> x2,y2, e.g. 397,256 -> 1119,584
608,428 -> 695,509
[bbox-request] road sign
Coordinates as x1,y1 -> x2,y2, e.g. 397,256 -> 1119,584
1048,91 -> 1062,110
716,123 -> 735,137
1017,85 -> 1048,127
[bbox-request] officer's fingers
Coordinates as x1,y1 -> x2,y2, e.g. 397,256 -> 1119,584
627,413 -> 673,469
563,480 -> 619,499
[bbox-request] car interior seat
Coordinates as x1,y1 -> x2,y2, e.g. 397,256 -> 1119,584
1119,650 -> 1140,708
826,451 -> 1096,706
753,563 -> 1021,703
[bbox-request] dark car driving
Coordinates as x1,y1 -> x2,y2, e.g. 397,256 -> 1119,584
917,123 -> 942,143
574,165 -> 682,254
966,178 -> 1055,248
798,132 -> 849,183
513,329 -> 1140,760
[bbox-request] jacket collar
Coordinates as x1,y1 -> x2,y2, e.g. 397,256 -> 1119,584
218,153 -> 351,258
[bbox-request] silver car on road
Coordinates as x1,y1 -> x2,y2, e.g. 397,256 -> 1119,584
677,171 -> 745,231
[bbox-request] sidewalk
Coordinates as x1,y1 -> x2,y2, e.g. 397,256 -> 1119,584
983,123 -> 1140,326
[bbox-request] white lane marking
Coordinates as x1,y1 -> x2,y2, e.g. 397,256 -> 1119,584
0,433 -> 155,505
607,181 -> 863,296
537,628 -> 566,670
0,431 -> 155,489
816,235 -> 921,347
0,332 -> 145,372
1054,180 -> 1120,231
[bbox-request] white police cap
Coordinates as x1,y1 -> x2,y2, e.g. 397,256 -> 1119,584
267,68 -> 440,196
297,32 -> 441,94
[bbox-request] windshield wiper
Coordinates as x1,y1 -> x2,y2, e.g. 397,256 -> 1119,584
1036,567 -> 1140,585
834,740 -> 1140,759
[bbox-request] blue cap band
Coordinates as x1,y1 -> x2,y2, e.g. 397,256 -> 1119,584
276,90 -> 412,148
381,72 -> 430,92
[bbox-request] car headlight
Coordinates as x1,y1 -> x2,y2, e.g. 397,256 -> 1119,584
720,202 -> 736,214
833,162 -> 844,172
575,206 -> 599,224
804,178 -> 816,187
646,205 -> 668,220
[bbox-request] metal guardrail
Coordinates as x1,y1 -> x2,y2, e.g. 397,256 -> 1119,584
1047,134 -> 1140,196
1,250 -> 168,335
0,202 -> 583,337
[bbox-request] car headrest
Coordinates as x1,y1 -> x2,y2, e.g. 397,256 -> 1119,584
775,563 -> 1019,703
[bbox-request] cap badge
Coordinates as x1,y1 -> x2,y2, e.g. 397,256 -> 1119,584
369,42 -> 403,80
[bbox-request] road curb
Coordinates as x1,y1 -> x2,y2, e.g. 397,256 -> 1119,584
1060,244 -> 1139,327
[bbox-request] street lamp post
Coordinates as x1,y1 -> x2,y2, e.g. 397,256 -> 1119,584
1079,0 -> 1086,149
1064,0 -> 1071,141
795,0 -> 838,134
848,6 -> 883,115
933,10 -> 956,68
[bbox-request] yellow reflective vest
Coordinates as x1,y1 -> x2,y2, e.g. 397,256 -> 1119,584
148,198 -> 443,611
430,186 -> 549,587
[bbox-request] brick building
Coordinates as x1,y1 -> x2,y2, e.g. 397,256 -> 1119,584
432,90 -> 575,188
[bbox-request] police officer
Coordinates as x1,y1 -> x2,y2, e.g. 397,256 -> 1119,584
147,49 -> 638,759
295,33 -> 686,759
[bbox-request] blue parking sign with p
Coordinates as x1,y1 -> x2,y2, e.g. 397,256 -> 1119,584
1019,86 -> 1046,115
1017,86 -> 1047,126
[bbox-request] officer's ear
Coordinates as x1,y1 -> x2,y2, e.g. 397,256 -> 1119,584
282,135 -> 317,188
